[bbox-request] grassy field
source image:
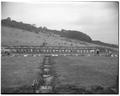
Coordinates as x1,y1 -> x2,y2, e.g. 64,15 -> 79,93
1,56 -> 43,89
1,55 -> 118,93
53,56 -> 118,89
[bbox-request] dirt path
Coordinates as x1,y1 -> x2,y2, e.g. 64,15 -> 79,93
33,55 -> 57,93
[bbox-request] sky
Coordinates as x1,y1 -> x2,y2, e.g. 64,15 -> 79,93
1,1 -> 119,45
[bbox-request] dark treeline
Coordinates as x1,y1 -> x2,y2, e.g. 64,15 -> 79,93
2,17 -> 41,33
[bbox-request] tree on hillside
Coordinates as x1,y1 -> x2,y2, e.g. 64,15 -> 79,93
6,17 -> 11,21
61,29 -> 66,32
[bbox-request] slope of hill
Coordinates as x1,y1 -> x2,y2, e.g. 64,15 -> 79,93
1,17 -> 118,48
43,29 -> 92,42
92,41 -> 118,48
1,26 -> 98,47
2,18 -> 92,42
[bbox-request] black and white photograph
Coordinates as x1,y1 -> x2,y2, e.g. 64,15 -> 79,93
1,1 -> 119,94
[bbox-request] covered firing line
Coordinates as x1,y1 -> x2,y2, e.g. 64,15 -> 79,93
1,46 -> 118,57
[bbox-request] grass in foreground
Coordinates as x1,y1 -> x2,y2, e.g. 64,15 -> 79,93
53,56 -> 118,92
1,55 -> 118,94
1,56 -> 43,89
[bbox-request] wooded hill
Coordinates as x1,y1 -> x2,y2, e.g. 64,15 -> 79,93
1,17 -> 118,48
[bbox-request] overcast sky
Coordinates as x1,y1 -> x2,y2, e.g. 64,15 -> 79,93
2,2 -> 118,45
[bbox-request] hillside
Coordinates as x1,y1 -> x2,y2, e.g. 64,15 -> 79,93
1,17 -> 118,48
1,26 -> 98,47
92,41 -> 118,48
43,29 -> 92,42
1,18 -> 92,42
